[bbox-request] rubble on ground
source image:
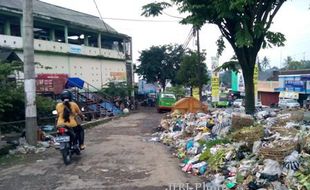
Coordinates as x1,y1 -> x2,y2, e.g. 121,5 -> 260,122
155,108 -> 310,189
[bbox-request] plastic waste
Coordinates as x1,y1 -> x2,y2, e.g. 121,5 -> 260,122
261,159 -> 282,177
186,139 -> 194,150
252,141 -> 262,154
199,165 -> 207,175
182,163 -> 193,172
226,182 -> 237,189
212,174 -> 225,185
284,151 -> 300,171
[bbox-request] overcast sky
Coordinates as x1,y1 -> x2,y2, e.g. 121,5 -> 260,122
42,0 -> 310,69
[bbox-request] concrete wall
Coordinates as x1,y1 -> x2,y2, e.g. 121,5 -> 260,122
16,52 -> 126,89
0,34 -> 125,59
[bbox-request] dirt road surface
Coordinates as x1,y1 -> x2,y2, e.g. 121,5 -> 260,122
0,109 -> 200,190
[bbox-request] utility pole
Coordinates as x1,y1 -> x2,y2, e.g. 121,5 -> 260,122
23,0 -> 37,145
195,27 -> 203,101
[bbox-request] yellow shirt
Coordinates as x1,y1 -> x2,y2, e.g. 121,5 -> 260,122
56,102 -> 81,127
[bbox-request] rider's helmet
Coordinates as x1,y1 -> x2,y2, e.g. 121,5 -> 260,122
60,90 -> 72,102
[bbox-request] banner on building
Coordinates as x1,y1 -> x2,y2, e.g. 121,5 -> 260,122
238,70 -> 245,92
110,72 -> 126,81
69,45 -> 82,54
279,91 -> 299,99
231,71 -> 239,91
192,87 -> 200,100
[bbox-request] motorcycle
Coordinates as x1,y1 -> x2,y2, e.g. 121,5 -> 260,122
55,126 -> 81,165
52,110 -> 82,165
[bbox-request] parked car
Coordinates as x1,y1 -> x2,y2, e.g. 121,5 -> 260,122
156,93 -> 176,113
233,99 -> 243,107
278,99 -> 300,109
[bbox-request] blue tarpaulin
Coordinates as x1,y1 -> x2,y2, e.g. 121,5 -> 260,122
66,77 -> 84,89
100,101 -> 122,115
87,102 -> 121,116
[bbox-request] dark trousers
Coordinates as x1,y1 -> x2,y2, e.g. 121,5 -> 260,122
66,125 -> 84,146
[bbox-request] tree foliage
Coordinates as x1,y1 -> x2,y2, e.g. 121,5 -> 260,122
100,81 -> 132,99
176,51 -> 209,91
136,44 -> 185,89
0,61 -> 55,133
142,0 -> 287,114
283,56 -> 310,70
259,56 -> 271,72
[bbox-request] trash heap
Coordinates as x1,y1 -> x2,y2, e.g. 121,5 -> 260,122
7,125 -> 57,155
158,109 -> 310,190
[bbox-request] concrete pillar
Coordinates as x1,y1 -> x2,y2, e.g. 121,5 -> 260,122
84,35 -> 89,46
97,33 -> 101,48
20,17 -> 23,37
64,25 -> 68,43
49,29 -> 55,41
4,20 -> 11,35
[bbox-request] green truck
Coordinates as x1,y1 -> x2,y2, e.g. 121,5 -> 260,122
156,93 -> 176,113
212,93 -> 230,108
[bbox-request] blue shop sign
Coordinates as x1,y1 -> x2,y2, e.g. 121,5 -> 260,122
284,80 -> 305,88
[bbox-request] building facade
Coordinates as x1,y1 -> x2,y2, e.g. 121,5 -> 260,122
276,70 -> 310,104
0,0 -> 132,90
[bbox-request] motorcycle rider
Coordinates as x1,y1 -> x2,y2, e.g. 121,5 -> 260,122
56,90 -> 85,150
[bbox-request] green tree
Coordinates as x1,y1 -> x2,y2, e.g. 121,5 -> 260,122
100,81 -> 132,99
284,56 -> 303,70
136,44 -> 185,90
0,61 -> 55,133
176,51 -> 208,99
220,71 -> 231,87
259,56 -> 271,71
142,0 -> 286,114
165,85 -> 186,99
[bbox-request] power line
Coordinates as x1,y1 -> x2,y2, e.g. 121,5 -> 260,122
162,11 -> 184,19
182,27 -> 194,49
93,0 -> 110,32
45,11 -> 180,22
97,17 -> 179,22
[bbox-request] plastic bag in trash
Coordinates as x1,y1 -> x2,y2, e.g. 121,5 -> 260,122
261,159 -> 282,177
212,174 -> 225,185
186,139 -> 194,150
252,141 -> 262,154
284,151 -> 300,171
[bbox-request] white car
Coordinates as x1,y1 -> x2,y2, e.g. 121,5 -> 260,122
278,99 -> 300,109
233,99 -> 243,107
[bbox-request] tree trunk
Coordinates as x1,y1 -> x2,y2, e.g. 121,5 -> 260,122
235,48 -> 257,115
199,85 -> 202,102
161,81 -> 166,92
243,68 -> 255,114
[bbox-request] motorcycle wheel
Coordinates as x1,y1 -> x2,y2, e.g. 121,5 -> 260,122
62,146 -> 71,165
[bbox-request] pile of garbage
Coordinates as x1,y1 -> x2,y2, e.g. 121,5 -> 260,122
6,125 -> 57,155
157,109 -> 310,189
8,138 -> 50,155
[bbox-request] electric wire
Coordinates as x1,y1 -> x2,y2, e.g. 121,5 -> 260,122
93,0 -> 111,33
182,27 -> 194,49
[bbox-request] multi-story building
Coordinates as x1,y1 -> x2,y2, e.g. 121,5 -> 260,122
0,0 -> 132,90
276,69 -> 310,105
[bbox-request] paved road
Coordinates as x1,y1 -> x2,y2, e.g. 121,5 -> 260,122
0,109 -> 200,190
